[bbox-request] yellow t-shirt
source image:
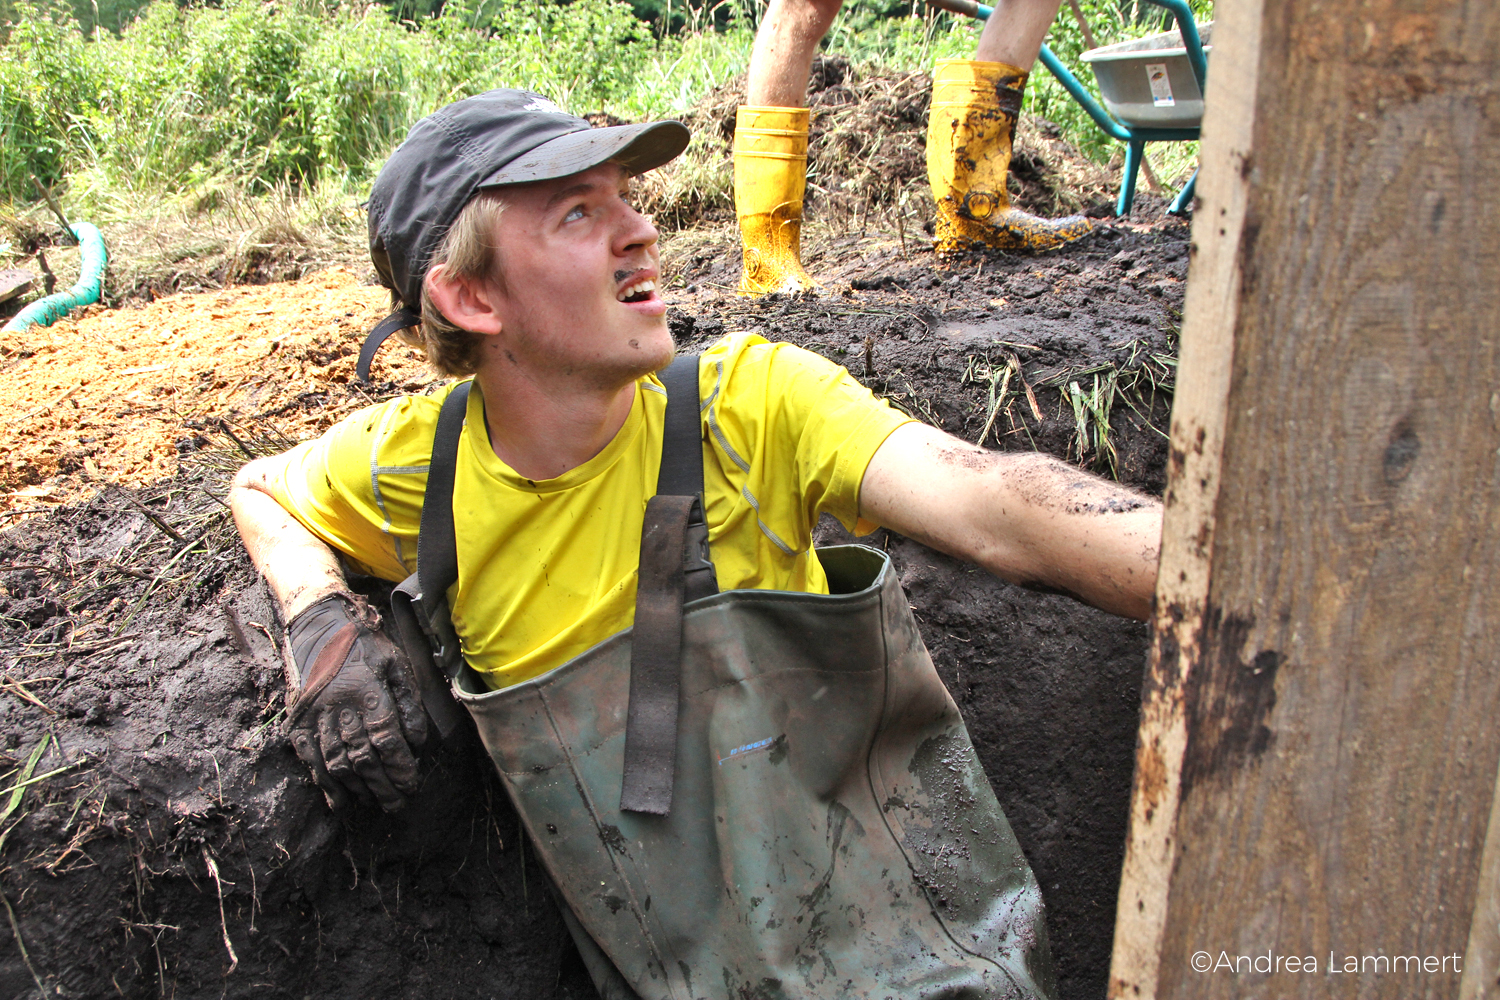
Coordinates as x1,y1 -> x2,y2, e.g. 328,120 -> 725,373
270,332 -> 912,689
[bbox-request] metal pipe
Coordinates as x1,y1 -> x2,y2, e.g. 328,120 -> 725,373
1168,168 -> 1199,215
1151,0 -> 1208,90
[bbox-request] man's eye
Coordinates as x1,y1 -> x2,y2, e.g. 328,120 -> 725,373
564,205 -> 586,222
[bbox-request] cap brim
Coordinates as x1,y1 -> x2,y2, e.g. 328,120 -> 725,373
477,120 -> 691,188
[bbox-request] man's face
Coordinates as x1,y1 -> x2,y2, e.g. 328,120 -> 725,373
485,162 -> 673,388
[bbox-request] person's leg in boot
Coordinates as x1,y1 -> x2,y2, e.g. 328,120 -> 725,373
735,0 -> 842,295
928,0 -> 1094,253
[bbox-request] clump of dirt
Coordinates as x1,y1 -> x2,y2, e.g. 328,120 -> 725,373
0,209 -> 1188,1000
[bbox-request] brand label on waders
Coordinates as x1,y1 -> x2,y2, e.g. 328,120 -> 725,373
718,734 -> 781,766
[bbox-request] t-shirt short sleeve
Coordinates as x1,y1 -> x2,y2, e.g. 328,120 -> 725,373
267,390 -> 452,583
699,334 -> 914,570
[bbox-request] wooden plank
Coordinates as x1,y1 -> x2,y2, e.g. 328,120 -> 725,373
1460,761 -> 1500,1000
1106,0 -> 1264,995
0,269 -> 34,305
1109,1 -> 1500,999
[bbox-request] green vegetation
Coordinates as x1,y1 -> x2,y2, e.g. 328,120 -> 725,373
0,0 -> 693,212
0,0 -> 1208,227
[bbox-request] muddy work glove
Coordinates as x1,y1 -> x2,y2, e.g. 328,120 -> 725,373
283,593 -> 428,812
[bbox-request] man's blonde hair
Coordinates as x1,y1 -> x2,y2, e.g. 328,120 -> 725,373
409,191 -> 508,377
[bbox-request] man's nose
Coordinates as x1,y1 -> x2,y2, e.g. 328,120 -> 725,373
614,201 -> 660,256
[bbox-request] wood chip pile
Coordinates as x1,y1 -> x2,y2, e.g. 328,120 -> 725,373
0,268 -> 438,520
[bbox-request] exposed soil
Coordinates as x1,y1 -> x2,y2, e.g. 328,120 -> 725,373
0,61 -> 1192,1000
0,268 -> 440,516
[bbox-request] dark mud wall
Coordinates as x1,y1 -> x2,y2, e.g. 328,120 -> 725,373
0,220 -> 1186,999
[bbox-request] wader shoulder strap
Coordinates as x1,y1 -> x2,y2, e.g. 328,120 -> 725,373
412,359 -> 705,613
620,353 -> 717,816
356,307 -> 421,383
655,355 -> 718,603
654,354 -> 704,499
416,379 -> 472,610
386,380 -> 471,742
392,359 -> 715,799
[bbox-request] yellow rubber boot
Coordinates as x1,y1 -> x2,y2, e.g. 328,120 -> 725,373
927,59 -> 1094,254
734,106 -> 819,296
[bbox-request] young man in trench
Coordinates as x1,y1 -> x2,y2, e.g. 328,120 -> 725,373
738,0 -> 1093,294
230,91 -> 1160,993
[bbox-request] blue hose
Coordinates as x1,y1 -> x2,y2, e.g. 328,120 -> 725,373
3,222 -> 108,332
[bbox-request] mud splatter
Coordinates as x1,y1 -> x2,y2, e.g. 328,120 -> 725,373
768,733 -> 789,766
1181,609 -> 1283,796
599,822 -> 630,856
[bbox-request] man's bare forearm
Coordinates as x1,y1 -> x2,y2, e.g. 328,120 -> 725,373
230,457 -> 348,623
860,423 -> 1161,620
961,450 -> 1159,619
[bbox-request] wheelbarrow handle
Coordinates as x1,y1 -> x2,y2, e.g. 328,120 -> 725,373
924,0 -> 993,21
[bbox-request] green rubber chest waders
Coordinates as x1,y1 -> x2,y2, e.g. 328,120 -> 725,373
390,357 -> 1058,1000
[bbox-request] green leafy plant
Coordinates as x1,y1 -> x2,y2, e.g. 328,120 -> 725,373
0,0 -> 1209,226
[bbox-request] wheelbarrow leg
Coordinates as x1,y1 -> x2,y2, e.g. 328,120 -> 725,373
1168,167 -> 1199,215
1117,138 -> 1145,216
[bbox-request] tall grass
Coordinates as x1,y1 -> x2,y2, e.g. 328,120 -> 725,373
0,0 -> 1209,222
0,0 -> 694,214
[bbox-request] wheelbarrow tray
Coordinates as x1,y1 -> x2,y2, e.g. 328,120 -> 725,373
1081,22 -> 1213,129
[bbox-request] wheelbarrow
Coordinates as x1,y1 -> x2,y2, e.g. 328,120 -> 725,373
925,0 -> 1209,216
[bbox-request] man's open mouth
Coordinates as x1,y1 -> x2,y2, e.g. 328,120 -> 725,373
617,278 -> 656,304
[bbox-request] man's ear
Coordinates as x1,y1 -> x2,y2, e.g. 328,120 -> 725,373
424,265 -> 504,336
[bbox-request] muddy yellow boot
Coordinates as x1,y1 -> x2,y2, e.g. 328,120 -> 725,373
927,59 -> 1094,254
734,106 -> 819,296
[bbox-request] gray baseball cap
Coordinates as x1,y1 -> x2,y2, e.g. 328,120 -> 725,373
358,89 -> 689,380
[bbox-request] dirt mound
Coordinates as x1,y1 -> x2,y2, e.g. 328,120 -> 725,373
0,268 -> 437,518
639,55 -> 1118,234
0,210 -> 1188,999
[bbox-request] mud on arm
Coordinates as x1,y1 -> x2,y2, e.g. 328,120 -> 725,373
229,454 -> 349,623
858,422 -> 1161,621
